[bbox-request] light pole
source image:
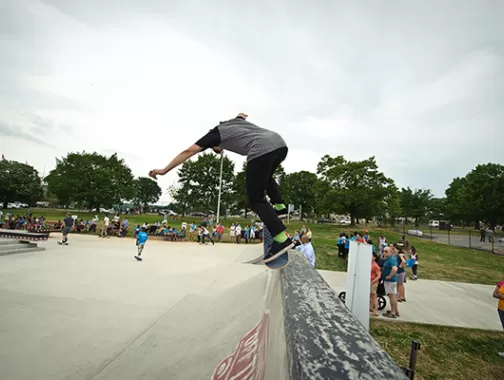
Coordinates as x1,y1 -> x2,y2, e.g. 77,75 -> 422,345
216,151 -> 224,223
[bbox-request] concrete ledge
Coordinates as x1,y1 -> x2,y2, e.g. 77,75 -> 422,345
280,251 -> 407,379
0,229 -> 49,241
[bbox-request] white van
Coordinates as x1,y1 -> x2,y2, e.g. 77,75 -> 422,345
428,220 -> 440,228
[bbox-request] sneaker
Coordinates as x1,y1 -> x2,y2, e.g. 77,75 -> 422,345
265,238 -> 294,263
275,208 -> 288,219
134,256 -> 142,261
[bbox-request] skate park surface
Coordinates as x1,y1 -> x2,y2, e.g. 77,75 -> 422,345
0,234 -> 405,380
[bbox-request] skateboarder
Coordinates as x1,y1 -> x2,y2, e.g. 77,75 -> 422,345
149,113 -> 293,260
58,213 -> 74,245
135,227 -> 148,261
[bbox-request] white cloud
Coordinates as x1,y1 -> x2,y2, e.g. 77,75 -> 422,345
0,0 -> 503,202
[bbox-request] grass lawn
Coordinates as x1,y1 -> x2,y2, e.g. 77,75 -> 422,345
3,209 -> 504,285
312,225 -> 504,285
371,320 -> 504,380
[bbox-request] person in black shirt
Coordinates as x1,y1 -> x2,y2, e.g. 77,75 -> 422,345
58,213 -> 74,245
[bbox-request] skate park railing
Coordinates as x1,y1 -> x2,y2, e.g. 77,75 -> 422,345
280,252 -> 408,380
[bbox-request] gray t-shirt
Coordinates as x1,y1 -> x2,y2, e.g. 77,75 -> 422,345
195,117 -> 287,161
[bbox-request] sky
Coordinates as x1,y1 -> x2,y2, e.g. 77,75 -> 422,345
1,0 -> 503,203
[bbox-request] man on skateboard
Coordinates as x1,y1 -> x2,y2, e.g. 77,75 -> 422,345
149,113 -> 294,261
58,213 -> 74,245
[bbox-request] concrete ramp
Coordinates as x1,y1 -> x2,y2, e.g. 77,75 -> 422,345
93,250 -> 407,380
93,270 -> 287,380
235,244 -> 265,265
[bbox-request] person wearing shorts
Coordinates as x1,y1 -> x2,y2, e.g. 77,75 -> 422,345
59,213 -> 74,245
149,113 -> 294,261
396,249 -> 407,302
382,246 -> 399,318
134,227 -> 148,261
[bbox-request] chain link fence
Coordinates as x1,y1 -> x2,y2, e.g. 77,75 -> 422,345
392,225 -> 504,255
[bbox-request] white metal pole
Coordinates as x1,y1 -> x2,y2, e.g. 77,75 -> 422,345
216,152 -> 224,223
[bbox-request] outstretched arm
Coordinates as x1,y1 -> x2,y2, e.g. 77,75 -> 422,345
149,144 -> 203,179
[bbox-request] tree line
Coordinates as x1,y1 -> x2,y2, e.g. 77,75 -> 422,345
1,151 -> 503,227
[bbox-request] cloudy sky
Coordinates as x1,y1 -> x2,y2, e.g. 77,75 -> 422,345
1,0 -> 503,202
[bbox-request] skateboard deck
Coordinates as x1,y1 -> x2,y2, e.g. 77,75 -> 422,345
263,226 -> 289,270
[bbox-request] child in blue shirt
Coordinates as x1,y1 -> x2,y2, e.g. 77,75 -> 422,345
135,228 -> 148,261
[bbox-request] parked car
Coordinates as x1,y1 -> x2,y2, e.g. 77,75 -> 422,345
159,209 -> 178,217
7,202 -> 28,209
188,211 -> 207,217
428,220 -> 440,228
93,207 -> 114,214
340,219 -> 351,225
317,218 -> 335,224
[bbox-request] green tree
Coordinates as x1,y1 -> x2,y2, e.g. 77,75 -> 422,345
133,177 -> 162,209
232,162 -> 249,217
176,152 -> 235,213
282,171 -> 319,219
45,152 -> 135,210
232,163 -> 287,218
399,187 -> 433,226
445,163 -> 504,227
0,160 -> 44,208
316,155 -> 396,225
428,197 -> 447,220
168,183 -> 193,216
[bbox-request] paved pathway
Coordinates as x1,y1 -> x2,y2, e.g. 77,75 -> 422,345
318,270 -> 503,331
429,233 -> 504,254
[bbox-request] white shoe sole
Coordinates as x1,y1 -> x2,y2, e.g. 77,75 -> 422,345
264,243 -> 294,263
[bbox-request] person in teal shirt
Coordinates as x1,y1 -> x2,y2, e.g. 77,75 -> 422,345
135,228 -> 148,261
382,245 -> 399,318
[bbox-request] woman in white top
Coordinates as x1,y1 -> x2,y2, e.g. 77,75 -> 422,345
230,224 -> 236,242
378,234 -> 387,256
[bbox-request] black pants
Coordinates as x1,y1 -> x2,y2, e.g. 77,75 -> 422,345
202,234 -> 214,244
412,264 -> 418,276
246,147 -> 288,237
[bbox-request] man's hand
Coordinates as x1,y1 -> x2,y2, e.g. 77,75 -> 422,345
149,169 -> 166,180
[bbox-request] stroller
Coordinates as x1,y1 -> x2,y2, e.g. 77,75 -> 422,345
338,255 -> 388,311
338,278 -> 387,311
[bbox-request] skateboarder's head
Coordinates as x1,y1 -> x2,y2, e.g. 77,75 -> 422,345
236,112 -> 248,120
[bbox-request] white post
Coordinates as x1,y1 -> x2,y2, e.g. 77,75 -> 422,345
345,241 -> 372,331
216,151 -> 224,223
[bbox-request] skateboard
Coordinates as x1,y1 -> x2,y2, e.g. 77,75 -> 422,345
263,225 -> 289,270
57,241 -> 68,245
